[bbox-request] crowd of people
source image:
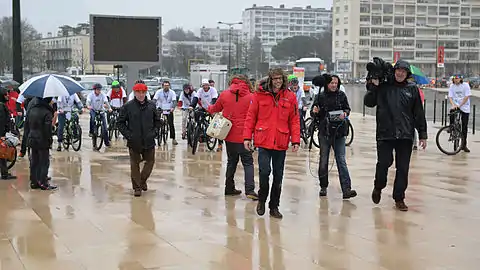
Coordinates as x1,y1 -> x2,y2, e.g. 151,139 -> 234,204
1,58 -> 473,217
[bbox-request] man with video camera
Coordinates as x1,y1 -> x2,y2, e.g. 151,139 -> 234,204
364,58 -> 427,211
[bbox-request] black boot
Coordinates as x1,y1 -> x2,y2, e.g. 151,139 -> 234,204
269,208 -> 283,219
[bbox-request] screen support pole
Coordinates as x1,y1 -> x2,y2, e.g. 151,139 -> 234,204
124,64 -> 141,95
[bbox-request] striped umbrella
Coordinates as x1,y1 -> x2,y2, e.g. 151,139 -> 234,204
19,74 -> 84,98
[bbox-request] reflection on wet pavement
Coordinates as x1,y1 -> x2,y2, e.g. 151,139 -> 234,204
0,112 -> 479,269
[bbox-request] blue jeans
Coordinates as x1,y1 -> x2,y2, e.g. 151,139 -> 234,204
257,148 -> 286,209
89,110 -> 109,144
318,136 -> 352,193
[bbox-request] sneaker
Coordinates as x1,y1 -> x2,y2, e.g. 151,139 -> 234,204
463,146 -> 471,153
89,133 -> 94,137
319,187 -> 327,197
246,191 -> 259,201
134,190 -> 142,197
1,174 -> 16,180
343,189 -> 357,200
172,139 -> 178,145
269,208 -> 283,219
413,145 -> 418,151
18,152 -> 25,158
39,184 -> 58,191
57,145 -> 62,151
371,188 -> 382,204
141,183 -> 148,191
395,200 -> 408,211
225,188 -> 242,196
256,201 -> 266,216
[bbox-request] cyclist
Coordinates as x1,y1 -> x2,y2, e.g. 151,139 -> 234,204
178,83 -> 198,140
197,79 -> 222,151
448,74 -> 471,152
153,80 -> 178,145
107,80 -> 127,109
128,80 -> 151,101
288,76 -> 308,134
56,94 -> 83,151
86,83 -> 112,147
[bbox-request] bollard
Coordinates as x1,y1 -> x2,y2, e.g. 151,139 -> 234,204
433,99 -> 436,123
363,103 -> 365,117
444,99 -> 448,126
441,100 -> 445,126
473,105 -> 476,135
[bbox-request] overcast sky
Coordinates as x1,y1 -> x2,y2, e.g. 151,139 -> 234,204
1,0 -> 333,35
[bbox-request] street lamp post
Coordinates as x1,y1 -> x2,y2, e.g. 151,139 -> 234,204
12,0 -> 23,83
218,21 -> 242,74
426,24 -> 449,94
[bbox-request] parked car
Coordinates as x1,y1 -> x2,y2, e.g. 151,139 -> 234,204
144,79 -> 161,99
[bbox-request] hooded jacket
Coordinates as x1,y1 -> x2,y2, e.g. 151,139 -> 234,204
243,80 -> 301,151
25,97 -> 54,149
0,88 -> 10,137
364,60 -> 428,141
207,78 -> 253,143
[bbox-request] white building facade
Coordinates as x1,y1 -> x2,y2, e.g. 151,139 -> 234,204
242,4 -> 332,64
333,0 -> 480,78
162,38 -> 235,65
198,27 -> 242,43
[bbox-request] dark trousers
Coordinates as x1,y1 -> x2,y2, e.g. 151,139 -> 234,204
225,142 -> 255,192
30,148 -> 50,186
129,148 -> 155,191
450,109 -> 469,146
167,113 -> 176,139
0,159 -> 8,176
258,148 -> 286,209
374,139 -> 413,201
318,136 -> 351,193
89,110 -> 110,145
21,125 -> 28,155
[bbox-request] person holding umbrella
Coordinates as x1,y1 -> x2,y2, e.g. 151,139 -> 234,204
19,73 -> 86,190
0,87 -> 16,180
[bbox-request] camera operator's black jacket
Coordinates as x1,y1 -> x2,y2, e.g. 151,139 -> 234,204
364,81 -> 427,141
311,90 -> 351,137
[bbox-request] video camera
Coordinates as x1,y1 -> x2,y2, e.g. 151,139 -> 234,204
366,57 -> 393,84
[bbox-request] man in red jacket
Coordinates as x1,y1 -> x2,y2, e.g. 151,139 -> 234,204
208,75 -> 258,200
243,68 -> 301,219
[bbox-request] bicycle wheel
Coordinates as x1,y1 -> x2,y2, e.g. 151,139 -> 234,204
162,122 -> 169,144
345,122 -> 354,147
92,123 -> 103,151
187,122 -> 195,148
206,135 -> 217,151
114,128 -> 120,139
7,148 -> 17,170
108,119 -> 114,141
72,125 -> 82,151
436,125 -> 464,155
311,124 -> 320,149
302,117 -> 313,144
192,124 -> 202,155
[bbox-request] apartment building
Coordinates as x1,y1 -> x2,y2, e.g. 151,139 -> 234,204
333,0 -> 480,78
242,4 -> 332,64
198,27 -> 242,42
38,32 -> 112,75
162,38 -> 235,65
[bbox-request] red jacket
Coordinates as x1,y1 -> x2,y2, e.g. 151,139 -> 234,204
243,87 -> 300,151
7,91 -> 18,116
207,79 -> 252,143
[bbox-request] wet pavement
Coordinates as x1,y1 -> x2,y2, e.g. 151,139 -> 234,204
0,111 -> 479,270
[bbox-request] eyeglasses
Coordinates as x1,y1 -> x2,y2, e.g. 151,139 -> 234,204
272,76 -> 283,81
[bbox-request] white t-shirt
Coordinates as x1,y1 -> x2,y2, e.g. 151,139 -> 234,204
196,87 -> 218,108
128,92 -> 151,101
179,91 -> 198,109
87,92 -> 109,111
57,94 -> 81,112
106,88 -> 127,108
448,82 -> 471,113
294,89 -> 306,108
153,89 -> 177,110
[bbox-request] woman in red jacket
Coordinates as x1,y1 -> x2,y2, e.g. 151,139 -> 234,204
207,75 -> 258,200
243,68 -> 301,219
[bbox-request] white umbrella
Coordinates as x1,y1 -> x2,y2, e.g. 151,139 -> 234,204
19,74 -> 84,98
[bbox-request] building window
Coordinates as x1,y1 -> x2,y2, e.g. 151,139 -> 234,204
336,29 -> 340,36
344,17 -> 348,24
344,29 -> 348,35
344,5 -> 348,12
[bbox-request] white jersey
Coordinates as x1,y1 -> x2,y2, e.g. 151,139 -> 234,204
179,91 -> 198,109
57,94 -> 82,112
106,88 -> 127,108
128,92 -> 151,101
86,92 -> 109,111
153,89 -> 177,110
196,87 -> 218,108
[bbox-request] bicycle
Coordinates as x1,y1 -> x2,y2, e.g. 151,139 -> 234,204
62,109 -> 82,152
108,109 -> 120,140
308,116 -> 354,149
91,110 -> 106,151
436,109 -> 465,155
191,109 -> 217,155
157,109 -> 170,145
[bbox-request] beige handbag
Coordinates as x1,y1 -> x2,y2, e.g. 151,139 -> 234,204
207,113 -> 232,140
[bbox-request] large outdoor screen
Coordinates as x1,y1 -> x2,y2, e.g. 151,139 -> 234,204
91,15 -> 161,63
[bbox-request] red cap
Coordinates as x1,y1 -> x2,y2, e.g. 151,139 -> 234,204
133,83 -> 148,92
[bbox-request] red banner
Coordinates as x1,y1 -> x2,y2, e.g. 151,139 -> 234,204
437,46 -> 445,67
393,51 -> 401,63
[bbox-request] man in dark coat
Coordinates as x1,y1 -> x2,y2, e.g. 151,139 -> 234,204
0,87 -> 16,180
364,59 -> 427,211
117,83 -> 160,197
25,97 -> 56,190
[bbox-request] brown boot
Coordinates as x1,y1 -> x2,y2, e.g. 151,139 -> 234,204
395,200 -> 408,211
134,190 -> 142,197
